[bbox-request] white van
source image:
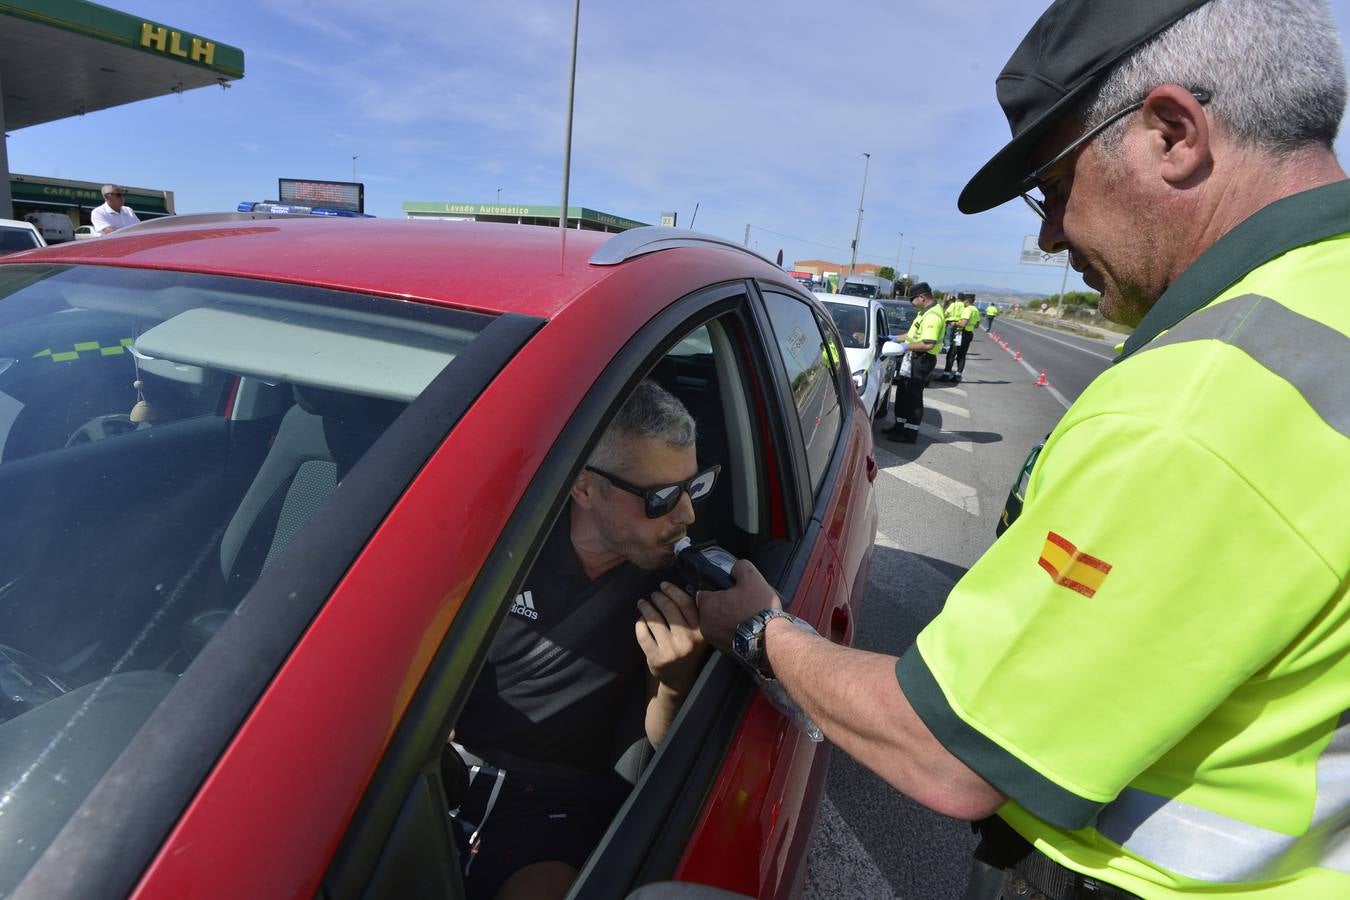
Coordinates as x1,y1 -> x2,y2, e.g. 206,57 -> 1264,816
22,212 -> 74,244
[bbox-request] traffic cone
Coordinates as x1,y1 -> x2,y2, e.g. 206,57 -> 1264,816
1034,369 -> 1049,387
1014,348 -> 1022,361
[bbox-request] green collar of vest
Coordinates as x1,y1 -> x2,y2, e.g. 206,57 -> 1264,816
1117,179 -> 1350,362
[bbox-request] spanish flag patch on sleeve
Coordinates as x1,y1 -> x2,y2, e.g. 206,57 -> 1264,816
1038,531 -> 1112,598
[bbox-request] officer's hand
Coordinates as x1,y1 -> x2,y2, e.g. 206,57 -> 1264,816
636,583 -> 708,695
695,560 -> 783,653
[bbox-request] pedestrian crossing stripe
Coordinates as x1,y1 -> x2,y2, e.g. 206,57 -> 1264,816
34,338 -> 134,362
1038,531 -> 1112,598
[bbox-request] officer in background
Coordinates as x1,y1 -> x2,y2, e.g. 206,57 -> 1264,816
941,293 -> 979,382
943,291 -> 966,358
882,281 -> 944,444
984,301 -> 999,332
693,0 -> 1350,896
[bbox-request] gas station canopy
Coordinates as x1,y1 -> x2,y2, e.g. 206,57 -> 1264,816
1,0 -> 245,130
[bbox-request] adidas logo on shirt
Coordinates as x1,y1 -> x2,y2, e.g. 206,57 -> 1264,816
510,590 -> 539,620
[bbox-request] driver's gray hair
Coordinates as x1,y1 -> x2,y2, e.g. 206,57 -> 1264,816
1084,0 -> 1346,155
101,184 -> 119,196
586,380 -> 696,473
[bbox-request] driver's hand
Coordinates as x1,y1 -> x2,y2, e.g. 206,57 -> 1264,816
695,560 -> 782,653
636,583 -> 708,696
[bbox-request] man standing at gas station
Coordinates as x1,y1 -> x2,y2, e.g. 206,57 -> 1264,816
91,184 -> 139,234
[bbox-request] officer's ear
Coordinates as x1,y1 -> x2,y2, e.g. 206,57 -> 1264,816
571,469 -> 599,510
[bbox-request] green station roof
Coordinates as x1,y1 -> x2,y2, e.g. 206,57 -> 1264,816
0,0 -> 245,130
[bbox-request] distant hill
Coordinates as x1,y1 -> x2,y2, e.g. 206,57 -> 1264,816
940,282 -> 1047,299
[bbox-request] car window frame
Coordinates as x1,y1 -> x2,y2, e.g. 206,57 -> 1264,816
322,279 -> 830,898
9,300 -> 544,900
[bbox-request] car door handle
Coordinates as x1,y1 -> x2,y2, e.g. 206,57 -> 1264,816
829,603 -> 850,642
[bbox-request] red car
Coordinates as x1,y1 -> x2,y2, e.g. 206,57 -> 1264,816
0,217 -> 879,899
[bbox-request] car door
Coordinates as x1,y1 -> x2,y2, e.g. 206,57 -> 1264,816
296,274 -> 871,900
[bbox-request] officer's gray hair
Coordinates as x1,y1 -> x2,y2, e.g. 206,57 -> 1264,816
1084,0 -> 1346,154
587,380 -> 696,473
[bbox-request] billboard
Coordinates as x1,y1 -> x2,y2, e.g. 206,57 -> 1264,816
279,178 -> 364,213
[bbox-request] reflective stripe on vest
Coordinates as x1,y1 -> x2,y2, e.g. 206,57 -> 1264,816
1096,712 -> 1350,880
1136,293 -> 1350,438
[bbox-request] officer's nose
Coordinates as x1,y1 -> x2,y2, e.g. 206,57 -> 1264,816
670,490 -> 696,527
1039,203 -> 1069,256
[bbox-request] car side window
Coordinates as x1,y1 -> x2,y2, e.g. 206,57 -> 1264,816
759,290 -> 843,497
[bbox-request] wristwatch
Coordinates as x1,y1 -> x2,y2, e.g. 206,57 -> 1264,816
732,609 -> 814,679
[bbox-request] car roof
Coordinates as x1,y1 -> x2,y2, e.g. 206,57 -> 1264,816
819,293 -> 871,309
2,218 -> 791,319
0,218 -> 40,232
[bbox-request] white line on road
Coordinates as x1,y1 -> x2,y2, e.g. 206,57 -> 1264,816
921,423 -> 973,452
881,460 -> 981,516
924,397 -> 970,418
999,318 -> 1115,360
805,796 -> 897,900
1013,357 -> 1073,410
940,386 -> 968,397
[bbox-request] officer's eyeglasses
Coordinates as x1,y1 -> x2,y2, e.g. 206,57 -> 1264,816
585,465 -> 720,518
1020,89 -> 1212,221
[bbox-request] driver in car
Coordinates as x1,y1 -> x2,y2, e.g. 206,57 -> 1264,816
450,379 -> 717,900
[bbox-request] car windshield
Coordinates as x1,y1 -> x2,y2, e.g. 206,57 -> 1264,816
0,263 -> 491,893
823,301 -> 869,349
0,228 -> 40,255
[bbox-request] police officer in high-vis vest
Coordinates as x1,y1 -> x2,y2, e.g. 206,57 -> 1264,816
690,1 -> 1350,897
984,302 -> 998,332
882,281 -> 944,444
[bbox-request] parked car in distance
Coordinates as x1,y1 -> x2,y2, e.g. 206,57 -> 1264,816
0,219 -> 881,900
818,291 -> 896,420
74,225 -> 99,240
880,297 -> 916,336
0,218 -> 46,255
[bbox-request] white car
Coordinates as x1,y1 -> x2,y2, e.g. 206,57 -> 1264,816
0,219 -> 46,256
74,225 -> 100,240
818,292 -> 897,420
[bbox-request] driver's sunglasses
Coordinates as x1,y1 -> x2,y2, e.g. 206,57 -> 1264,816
585,464 -> 721,519
1020,89 -> 1211,221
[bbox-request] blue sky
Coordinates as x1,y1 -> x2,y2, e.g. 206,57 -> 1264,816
10,0 -> 1350,294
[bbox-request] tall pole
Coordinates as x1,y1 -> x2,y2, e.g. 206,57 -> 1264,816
497,187 -> 502,204
848,152 -> 870,276
894,231 -> 903,276
908,245 -> 916,276
744,223 -> 751,247
559,0 -> 581,268
351,155 -> 357,182
1057,251 -> 1071,304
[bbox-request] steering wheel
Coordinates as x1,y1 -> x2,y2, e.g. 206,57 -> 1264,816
64,414 -> 139,448
0,644 -> 70,725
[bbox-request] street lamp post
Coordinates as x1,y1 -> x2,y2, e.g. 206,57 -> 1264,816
848,152 -> 871,276
497,187 -> 502,204
908,245 -> 916,277
894,231 -> 903,279
351,155 -> 358,182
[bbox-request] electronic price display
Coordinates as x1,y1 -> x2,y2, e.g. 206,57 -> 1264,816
278,178 -> 364,214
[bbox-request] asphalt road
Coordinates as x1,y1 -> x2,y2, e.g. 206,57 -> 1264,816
804,323 -> 1114,899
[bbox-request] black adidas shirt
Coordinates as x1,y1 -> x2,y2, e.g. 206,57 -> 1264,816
455,506 -> 669,773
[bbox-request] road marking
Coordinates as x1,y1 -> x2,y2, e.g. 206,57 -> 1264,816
921,423 -> 972,452
880,459 -> 981,516
924,397 -> 970,418
1013,357 -> 1073,410
941,386 -> 968,397
999,318 -> 1115,360
806,795 -> 896,900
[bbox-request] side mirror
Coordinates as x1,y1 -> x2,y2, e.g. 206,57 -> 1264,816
880,340 -> 907,358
